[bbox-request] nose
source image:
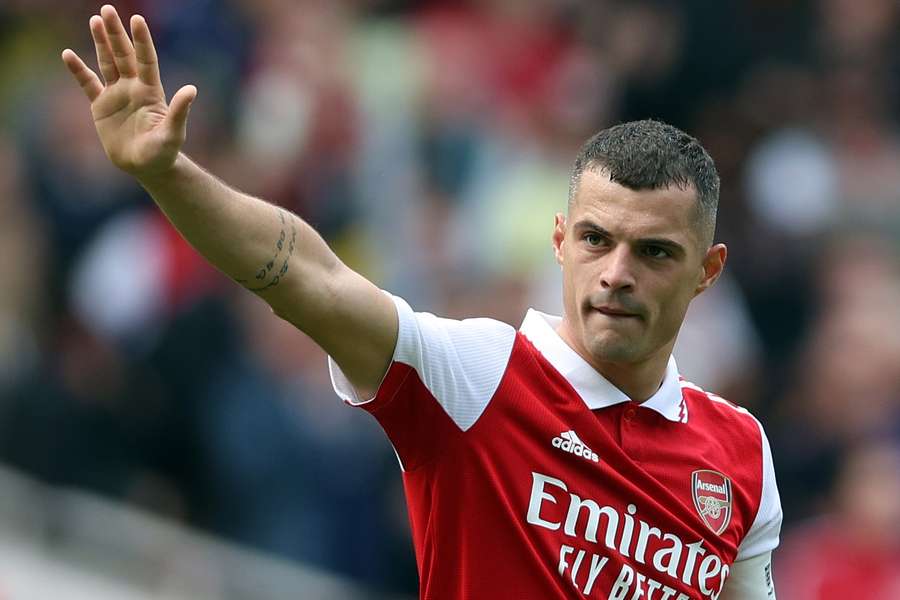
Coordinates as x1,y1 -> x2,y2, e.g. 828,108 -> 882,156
599,245 -> 636,292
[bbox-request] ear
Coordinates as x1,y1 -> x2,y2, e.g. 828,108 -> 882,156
552,213 -> 566,267
694,243 -> 727,297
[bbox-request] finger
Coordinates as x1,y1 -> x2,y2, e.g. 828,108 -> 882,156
90,14 -> 118,83
165,85 -> 198,139
100,4 -> 138,78
62,49 -> 105,102
130,15 -> 161,87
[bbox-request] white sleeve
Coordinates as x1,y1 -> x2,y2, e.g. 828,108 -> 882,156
328,294 -> 517,431
735,418 -> 783,561
719,552 -> 776,599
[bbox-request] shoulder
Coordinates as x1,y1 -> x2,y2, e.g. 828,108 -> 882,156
678,378 -> 772,495
680,378 -> 764,442
679,378 -> 783,561
329,295 -> 519,403
392,295 -> 518,367
360,295 -> 520,430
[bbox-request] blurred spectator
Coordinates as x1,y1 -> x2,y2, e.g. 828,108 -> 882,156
674,273 -> 762,408
0,134 -> 44,386
776,440 -> 900,599
771,234 -> 900,520
192,291 -> 408,586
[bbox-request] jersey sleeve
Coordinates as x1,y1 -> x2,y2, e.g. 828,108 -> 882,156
328,294 -> 517,470
735,418 -> 783,561
720,552 -> 776,599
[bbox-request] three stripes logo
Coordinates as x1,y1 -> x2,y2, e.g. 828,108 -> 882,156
551,430 -> 599,463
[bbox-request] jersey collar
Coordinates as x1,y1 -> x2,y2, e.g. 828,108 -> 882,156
519,309 -> 685,422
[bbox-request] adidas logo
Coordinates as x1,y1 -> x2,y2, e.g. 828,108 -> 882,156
551,430 -> 599,463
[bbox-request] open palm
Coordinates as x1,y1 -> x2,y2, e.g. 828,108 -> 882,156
62,4 -> 196,178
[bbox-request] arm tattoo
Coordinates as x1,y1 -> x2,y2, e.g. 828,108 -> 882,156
237,207 -> 297,292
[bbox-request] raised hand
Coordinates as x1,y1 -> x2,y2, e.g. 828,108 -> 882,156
61,4 -> 196,179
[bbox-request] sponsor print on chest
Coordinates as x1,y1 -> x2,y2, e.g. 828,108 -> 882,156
523,426 -> 735,599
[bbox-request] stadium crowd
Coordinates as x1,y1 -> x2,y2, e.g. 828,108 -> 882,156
0,0 -> 898,596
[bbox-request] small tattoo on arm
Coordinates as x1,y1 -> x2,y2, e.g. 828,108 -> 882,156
240,207 -> 297,292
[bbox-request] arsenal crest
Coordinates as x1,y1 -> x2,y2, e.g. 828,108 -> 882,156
692,470 -> 732,535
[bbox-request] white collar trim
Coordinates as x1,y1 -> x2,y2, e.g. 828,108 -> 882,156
519,309 -> 685,422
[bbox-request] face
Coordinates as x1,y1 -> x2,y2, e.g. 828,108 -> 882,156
553,168 -> 726,368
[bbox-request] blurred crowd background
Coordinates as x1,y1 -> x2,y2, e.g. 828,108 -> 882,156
1,0 -> 899,597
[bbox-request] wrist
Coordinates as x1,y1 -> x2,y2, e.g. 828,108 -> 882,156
135,152 -> 190,190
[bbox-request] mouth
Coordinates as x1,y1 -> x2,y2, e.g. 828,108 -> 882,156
592,305 -> 641,319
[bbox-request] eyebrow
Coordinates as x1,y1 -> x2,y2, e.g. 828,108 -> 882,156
571,219 -> 687,257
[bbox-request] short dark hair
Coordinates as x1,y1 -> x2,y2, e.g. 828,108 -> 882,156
568,119 -> 720,246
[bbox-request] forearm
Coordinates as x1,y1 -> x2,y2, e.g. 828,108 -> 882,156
137,153 -> 340,310
64,6 -> 399,392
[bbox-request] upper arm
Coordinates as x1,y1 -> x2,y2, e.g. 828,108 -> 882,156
719,552 -> 775,599
329,295 -> 516,426
271,260 -> 398,397
327,293 -> 517,469
721,419 -> 782,599
736,419 -> 783,560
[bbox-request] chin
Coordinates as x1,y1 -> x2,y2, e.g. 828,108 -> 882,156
585,331 -> 642,364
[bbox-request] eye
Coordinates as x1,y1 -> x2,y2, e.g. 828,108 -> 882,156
583,232 -> 604,246
642,245 -> 671,259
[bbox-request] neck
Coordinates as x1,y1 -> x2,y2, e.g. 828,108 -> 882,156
556,322 -> 673,402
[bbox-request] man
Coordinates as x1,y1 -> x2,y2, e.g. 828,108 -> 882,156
62,6 -> 781,599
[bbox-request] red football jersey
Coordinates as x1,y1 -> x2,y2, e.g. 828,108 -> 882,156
329,296 -> 782,599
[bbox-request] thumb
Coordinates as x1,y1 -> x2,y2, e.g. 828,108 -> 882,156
166,84 -> 197,139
